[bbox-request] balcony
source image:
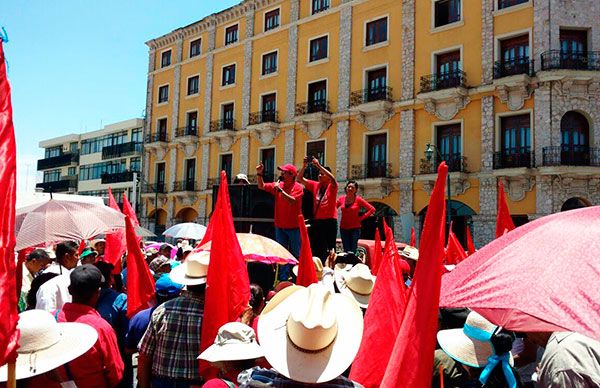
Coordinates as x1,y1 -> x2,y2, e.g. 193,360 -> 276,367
294,100 -> 332,140
350,87 -> 393,106
175,126 -> 198,138
349,87 -> 395,131
145,132 -> 168,143
493,148 -> 535,169
419,70 -> 467,94
493,58 -> 535,79
37,152 -> 79,171
249,110 -> 279,125
36,177 -> 78,193
101,142 -> 142,160
420,154 -> 468,174
100,171 -> 137,184
209,118 -> 236,132
172,180 -> 199,192
350,162 -> 393,179
141,183 -> 167,194
248,111 -> 280,146
542,146 -> 600,167
541,50 -> 600,71
295,100 -> 330,115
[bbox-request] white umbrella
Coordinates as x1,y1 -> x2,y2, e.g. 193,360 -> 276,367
163,222 -> 207,240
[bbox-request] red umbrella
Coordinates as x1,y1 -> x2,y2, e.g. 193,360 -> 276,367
440,206 -> 600,340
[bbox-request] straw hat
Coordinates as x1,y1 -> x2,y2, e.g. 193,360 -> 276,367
334,263 -> 376,308
292,257 -> 324,280
169,250 -> 209,285
258,284 -> 363,383
437,311 -> 507,368
400,245 -> 419,261
0,310 -> 98,382
198,322 -> 263,362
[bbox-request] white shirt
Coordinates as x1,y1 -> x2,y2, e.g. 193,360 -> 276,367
35,269 -> 73,312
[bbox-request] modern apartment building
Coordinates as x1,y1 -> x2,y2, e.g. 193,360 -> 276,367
37,118 -> 144,204
141,0 -> 600,247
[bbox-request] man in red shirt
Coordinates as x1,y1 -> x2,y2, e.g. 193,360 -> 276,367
297,156 -> 338,264
57,264 -> 124,388
257,162 -> 304,281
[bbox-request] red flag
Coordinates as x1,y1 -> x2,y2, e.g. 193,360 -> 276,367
77,239 -> 87,255
496,181 -> 515,238
104,187 -> 126,272
0,39 -> 19,366
350,221 -> 407,387
122,193 -> 139,226
410,226 -> 416,247
200,171 -> 250,378
296,214 -> 318,287
371,226 -> 383,275
445,223 -> 467,265
382,219 -> 397,259
381,162 -> 448,387
466,226 -> 476,256
124,216 -> 154,318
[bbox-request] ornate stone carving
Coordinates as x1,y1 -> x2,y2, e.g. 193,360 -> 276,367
421,88 -> 470,121
421,174 -> 470,196
353,102 -> 395,132
249,122 -> 280,146
495,79 -> 533,111
155,147 -> 167,161
359,178 -> 394,200
296,112 -> 332,140
501,176 -> 535,202
207,131 -> 236,152
175,193 -> 198,208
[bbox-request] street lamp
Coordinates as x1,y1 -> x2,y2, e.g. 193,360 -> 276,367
425,143 -> 452,235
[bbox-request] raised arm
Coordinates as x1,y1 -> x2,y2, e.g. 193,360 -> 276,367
256,162 -> 265,190
296,156 -> 309,185
312,157 -> 337,186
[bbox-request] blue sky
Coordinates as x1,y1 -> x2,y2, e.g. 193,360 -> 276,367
3,0 -> 238,192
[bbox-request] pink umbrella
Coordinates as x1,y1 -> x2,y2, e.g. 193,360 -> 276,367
197,233 -> 298,265
144,242 -> 177,259
15,199 -> 125,250
440,206 -> 600,340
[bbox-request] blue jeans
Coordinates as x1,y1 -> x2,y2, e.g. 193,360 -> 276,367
340,228 -> 361,254
275,227 -> 301,281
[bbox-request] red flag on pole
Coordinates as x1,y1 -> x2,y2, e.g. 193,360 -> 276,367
445,223 -> 467,265
200,171 -> 250,378
371,226 -> 383,275
466,226 -> 476,256
410,226 -> 416,247
496,181 -> 515,238
0,39 -> 19,367
124,216 -> 154,318
122,193 -> 139,227
104,187 -> 126,272
296,214 -> 318,287
77,239 -> 87,256
381,162 -> 448,388
350,221 -> 407,388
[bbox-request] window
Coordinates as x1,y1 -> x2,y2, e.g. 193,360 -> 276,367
67,167 -> 76,176
262,51 -> 278,75
189,38 -> 202,57
560,30 -> 587,54
161,50 -> 172,68
222,64 -> 236,86
366,68 -> 388,102
225,25 -> 239,45
220,154 -> 233,183
434,0 -> 461,28
79,160 -> 126,181
185,159 -> 196,189
187,76 -> 199,95
80,131 -> 127,155
497,0 -> 528,10
45,146 -> 62,158
561,111 -> 590,165
131,128 -> 142,143
496,34 -> 530,77
261,148 -> 275,182
186,112 -> 198,134
156,163 -> 166,192
366,17 -> 388,46
157,118 -> 168,139
434,50 -> 462,89
309,36 -> 328,62
305,141 -> 325,180
222,103 -> 235,129
312,0 -> 330,14
264,9 -> 280,31
43,169 -> 61,183
130,157 -> 141,172
69,142 -> 78,153
436,124 -> 462,171
367,134 -> 387,178
158,85 -> 169,103
261,93 -> 277,122
499,114 -> 531,168
308,80 -> 327,113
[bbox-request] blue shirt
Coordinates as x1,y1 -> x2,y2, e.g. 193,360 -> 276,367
96,288 -> 129,350
125,306 -> 155,350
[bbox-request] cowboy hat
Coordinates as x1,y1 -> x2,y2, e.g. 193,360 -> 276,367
0,310 -> 97,382
292,256 -> 324,280
169,250 -> 209,285
198,322 -> 263,362
258,284 -> 363,383
437,311 -> 512,368
334,263 -> 375,308
400,245 -> 419,261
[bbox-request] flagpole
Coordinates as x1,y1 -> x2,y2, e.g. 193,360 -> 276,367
7,361 -> 15,388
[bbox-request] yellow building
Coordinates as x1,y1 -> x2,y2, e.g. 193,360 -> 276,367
141,0 -> 600,246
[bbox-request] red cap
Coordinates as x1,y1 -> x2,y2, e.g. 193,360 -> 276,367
398,258 -> 411,274
277,164 -> 298,176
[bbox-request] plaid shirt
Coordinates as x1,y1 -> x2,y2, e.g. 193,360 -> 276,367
139,291 -> 204,380
238,367 -> 363,387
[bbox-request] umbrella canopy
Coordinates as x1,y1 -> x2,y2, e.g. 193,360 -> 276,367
163,222 -> 207,240
144,242 -> 177,259
198,233 -> 298,265
440,206 -> 600,340
15,199 -> 125,251
135,225 -> 156,238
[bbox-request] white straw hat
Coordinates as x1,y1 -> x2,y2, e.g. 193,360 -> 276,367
198,322 -> 263,362
400,245 -> 419,261
292,257 -> 324,280
258,284 -> 363,383
334,263 -> 376,308
169,250 -> 209,285
0,310 -> 98,382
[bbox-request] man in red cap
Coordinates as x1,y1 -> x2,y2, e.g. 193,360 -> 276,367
257,162 -> 304,281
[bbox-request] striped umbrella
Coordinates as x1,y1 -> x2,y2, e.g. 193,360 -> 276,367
197,233 -> 298,265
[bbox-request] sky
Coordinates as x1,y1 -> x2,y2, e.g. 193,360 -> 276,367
3,0 -> 239,193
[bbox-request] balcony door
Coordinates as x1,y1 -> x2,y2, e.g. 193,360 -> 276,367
436,50 -> 461,89
260,148 -> 275,182
500,34 -> 529,76
366,68 -> 387,102
261,93 -> 277,122
437,124 -> 461,171
561,111 -> 590,165
501,114 -> 531,168
308,80 -> 327,113
186,112 -> 198,135
305,140 -> 325,180
367,133 -> 387,178
220,154 -> 233,183
156,163 -> 165,192
560,29 -> 587,68
185,159 -> 196,190
157,118 -> 168,139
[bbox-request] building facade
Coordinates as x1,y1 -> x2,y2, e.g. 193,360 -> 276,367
141,0 -> 600,247
37,118 -> 144,204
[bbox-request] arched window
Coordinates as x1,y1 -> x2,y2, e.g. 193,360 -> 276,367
560,111 -> 590,165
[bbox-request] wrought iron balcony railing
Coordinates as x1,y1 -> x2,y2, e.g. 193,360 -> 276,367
141,182 -> 167,194
249,110 -> 279,125
420,155 -> 467,174
206,177 -> 220,188
175,126 -> 198,137
37,152 -> 79,171
542,146 -> 600,167
209,118 -> 236,132
493,148 -> 535,169
349,86 -> 393,106
100,171 -> 137,184
419,70 -> 467,93
101,142 -> 142,160
540,50 -> 600,71
350,162 -> 393,179
493,58 -> 535,79
36,177 -> 78,193
145,132 -> 168,143
172,180 -> 198,192
295,99 -> 330,115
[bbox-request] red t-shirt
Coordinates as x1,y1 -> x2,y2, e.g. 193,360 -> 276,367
263,182 -> 304,229
337,195 -> 376,229
304,180 -> 338,220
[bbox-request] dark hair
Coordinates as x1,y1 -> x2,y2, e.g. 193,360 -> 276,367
249,284 -> 265,314
478,330 -> 522,388
94,261 -> 115,288
491,330 -> 515,355
55,241 -> 79,259
27,249 -> 50,262
324,166 -> 332,173
26,272 -> 59,309
345,180 -> 359,190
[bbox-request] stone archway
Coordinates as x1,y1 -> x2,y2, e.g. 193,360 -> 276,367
418,200 -> 476,247
175,207 -> 199,223
561,196 -> 592,212
147,208 -> 168,236
360,202 -> 399,241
